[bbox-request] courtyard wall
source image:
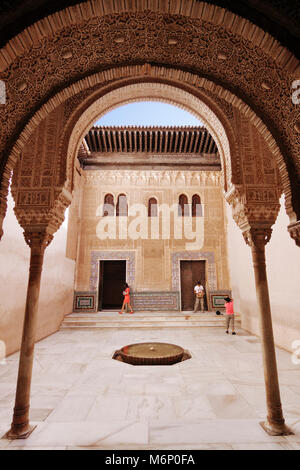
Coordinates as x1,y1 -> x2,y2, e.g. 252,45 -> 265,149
0,191 -> 75,356
226,196 -> 300,352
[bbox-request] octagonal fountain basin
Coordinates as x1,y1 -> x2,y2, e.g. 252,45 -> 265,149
113,342 -> 191,365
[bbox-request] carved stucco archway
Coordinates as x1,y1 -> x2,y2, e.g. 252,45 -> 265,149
1,1 -> 299,73
1,1 -> 300,231
64,81 -> 233,193
7,65 -> 291,236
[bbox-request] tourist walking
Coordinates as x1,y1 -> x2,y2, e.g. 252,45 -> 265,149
193,280 -> 205,313
119,282 -> 134,314
224,296 -> 236,335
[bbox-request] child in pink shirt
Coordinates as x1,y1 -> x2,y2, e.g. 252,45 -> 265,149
224,297 -> 236,335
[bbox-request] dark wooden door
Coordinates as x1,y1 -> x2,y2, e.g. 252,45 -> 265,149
180,260 -> 206,311
98,260 -> 126,310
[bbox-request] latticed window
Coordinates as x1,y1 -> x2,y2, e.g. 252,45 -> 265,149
148,197 -> 158,217
116,194 -> 128,217
178,194 -> 190,216
103,193 -> 114,216
192,194 -> 203,217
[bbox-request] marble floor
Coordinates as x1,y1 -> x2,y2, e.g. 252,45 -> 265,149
0,325 -> 300,450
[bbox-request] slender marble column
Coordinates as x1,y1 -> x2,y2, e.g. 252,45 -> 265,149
5,231 -> 53,439
244,228 -> 292,436
0,213 -> 5,240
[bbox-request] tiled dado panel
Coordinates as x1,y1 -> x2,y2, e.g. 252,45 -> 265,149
73,292 -> 97,312
131,292 -> 180,311
89,251 -> 136,291
210,290 -> 232,310
171,251 -> 217,291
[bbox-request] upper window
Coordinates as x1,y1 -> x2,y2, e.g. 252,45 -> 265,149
178,194 -> 190,216
148,197 -> 158,217
116,194 -> 128,217
103,193 -> 114,217
192,194 -> 203,217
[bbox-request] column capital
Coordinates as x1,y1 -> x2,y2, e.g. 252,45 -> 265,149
23,230 -> 53,249
12,185 -> 72,238
288,220 -> 300,247
243,227 -> 273,248
225,185 -> 280,235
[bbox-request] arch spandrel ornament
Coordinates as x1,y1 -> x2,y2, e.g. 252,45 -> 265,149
0,1 -> 299,74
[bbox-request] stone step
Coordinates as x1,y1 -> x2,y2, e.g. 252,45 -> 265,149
60,312 -> 240,329
61,315 -> 233,322
60,323 -> 232,329
62,311 -> 232,319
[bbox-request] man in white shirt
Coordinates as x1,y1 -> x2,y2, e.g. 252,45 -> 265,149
194,281 -> 205,313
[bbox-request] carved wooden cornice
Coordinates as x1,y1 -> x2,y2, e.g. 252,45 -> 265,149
79,154 -> 221,172
85,126 -> 219,155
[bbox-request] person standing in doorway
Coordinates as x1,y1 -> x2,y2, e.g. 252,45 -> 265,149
119,282 -> 134,314
193,280 -> 205,313
224,297 -> 236,335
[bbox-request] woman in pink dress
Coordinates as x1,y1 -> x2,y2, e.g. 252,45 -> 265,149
119,282 -> 134,314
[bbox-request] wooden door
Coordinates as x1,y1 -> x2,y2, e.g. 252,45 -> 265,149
180,260 -> 206,311
98,260 -> 126,310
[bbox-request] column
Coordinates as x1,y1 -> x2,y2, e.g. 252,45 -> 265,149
5,230 -> 53,439
0,216 -> 3,240
244,227 -> 292,436
0,203 -> 6,240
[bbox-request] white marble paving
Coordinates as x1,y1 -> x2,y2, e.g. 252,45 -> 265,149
0,325 -> 299,450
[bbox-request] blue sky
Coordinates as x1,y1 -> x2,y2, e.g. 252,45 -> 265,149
94,101 -> 202,127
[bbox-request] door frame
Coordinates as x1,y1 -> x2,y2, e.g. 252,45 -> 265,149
179,258 -> 210,311
98,259 -> 127,311
90,251 -> 136,311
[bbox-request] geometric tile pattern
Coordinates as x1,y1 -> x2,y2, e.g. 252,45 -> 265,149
131,291 -> 180,311
73,292 -> 97,312
210,290 -> 232,310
